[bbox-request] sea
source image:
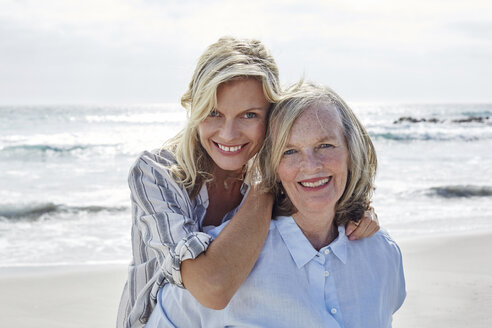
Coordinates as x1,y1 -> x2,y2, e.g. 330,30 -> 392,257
1,103 -> 491,267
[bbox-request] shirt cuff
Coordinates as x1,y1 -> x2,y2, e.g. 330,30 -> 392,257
164,232 -> 213,287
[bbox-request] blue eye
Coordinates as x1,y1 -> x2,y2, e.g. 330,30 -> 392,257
209,110 -> 220,117
319,144 -> 334,149
283,149 -> 296,155
244,112 -> 257,119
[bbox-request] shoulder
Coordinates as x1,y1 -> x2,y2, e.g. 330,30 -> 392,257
128,148 -> 187,194
358,229 -> 403,264
130,148 -> 177,171
374,229 -> 401,252
128,148 -> 178,180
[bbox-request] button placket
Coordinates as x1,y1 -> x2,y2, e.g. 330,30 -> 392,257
323,248 -> 341,323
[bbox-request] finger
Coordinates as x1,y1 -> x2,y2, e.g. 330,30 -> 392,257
345,221 -> 359,236
367,219 -> 380,235
361,208 -> 379,232
357,215 -> 372,231
349,218 -> 371,240
370,208 -> 379,225
349,211 -> 375,239
367,209 -> 380,235
368,221 -> 380,235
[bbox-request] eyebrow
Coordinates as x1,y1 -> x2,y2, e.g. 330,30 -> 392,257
284,135 -> 337,149
213,106 -> 268,114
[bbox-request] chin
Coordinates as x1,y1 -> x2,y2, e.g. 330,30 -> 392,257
216,162 -> 246,173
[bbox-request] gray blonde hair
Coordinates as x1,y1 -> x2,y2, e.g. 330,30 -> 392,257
164,36 -> 281,198
257,81 -> 377,225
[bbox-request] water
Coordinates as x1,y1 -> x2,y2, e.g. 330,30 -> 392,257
1,103 -> 491,266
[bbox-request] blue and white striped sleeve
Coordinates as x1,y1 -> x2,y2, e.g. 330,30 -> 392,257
117,150 -> 214,328
129,150 -> 213,287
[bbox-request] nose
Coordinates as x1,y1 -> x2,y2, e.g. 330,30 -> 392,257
217,118 -> 239,141
300,150 -> 323,173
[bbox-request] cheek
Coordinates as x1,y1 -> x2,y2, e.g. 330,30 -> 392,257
335,153 -> 349,188
197,121 -> 206,135
340,151 -> 349,174
197,122 -> 212,148
277,160 -> 296,185
198,120 -> 216,138
197,125 -> 205,143
249,121 -> 267,144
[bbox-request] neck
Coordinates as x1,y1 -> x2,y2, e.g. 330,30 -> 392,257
202,165 -> 245,227
292,210 -> 338,251
210,165 -> 245,191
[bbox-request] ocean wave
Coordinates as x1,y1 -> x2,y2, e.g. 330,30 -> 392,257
393,115 -> 491,125
85,112 -> 186,124
370,132 -> 419,141
369,132 -> 481,142
463,110 -> 492,117
2,144 -> 89,153
427,185 -> 492,198
0,202 -> 128,220
0,143 -> 122,159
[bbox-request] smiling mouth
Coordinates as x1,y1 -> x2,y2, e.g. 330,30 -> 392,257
215,142 -> 245,153
299,177 -> 331,188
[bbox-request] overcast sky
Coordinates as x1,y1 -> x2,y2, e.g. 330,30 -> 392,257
1,0 -> 491,104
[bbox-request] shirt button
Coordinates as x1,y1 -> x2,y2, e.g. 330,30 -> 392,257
324,249 -> 330,255
331,308 -> 337,314
324,271 -> 330,277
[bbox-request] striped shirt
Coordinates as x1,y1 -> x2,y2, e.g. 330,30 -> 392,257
116,149 -> 247,328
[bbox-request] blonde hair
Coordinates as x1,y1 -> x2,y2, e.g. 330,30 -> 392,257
257,81 -> 377,225
164,36 -> 281,198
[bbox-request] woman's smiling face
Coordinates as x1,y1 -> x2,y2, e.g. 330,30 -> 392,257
198,78 -> 270,174
277,104 -> 349,218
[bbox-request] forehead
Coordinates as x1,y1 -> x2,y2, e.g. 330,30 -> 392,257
288,103 -> 344,142
216,78 -> 267,109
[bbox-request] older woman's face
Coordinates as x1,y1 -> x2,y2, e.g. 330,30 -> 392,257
277,105 -> 349,217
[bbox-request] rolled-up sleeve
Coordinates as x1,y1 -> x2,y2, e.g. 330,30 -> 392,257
129,150 -> 215,283
138,212 -> 212,286
117,150 -> 213,328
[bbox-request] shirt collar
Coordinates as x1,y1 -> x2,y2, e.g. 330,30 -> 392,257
198,183 -> 209,208
274,216 -> 348,268
327,225 -> 348,264
274,216 -> 320,268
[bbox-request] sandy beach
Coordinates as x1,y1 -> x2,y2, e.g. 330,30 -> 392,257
0,264 -> 128,328
393,231 -> 492,328
1,232 -> 491,328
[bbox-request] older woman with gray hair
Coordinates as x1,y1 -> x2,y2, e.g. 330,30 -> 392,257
146,81 -> 406,327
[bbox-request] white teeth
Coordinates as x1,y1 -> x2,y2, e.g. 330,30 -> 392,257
300,178 -> 329,188
217,144 -> 243,152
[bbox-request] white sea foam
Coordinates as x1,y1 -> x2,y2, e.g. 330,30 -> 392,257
0,103 -> 491,266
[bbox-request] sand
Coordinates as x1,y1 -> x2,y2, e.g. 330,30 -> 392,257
0,264 -> 128,328
393,231 -> 492,328
1,231 -> 491,328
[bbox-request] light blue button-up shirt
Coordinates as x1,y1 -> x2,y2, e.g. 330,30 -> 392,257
146,216 -> 406,328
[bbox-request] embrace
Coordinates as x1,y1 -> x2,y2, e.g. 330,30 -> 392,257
118,37 -> 405,328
